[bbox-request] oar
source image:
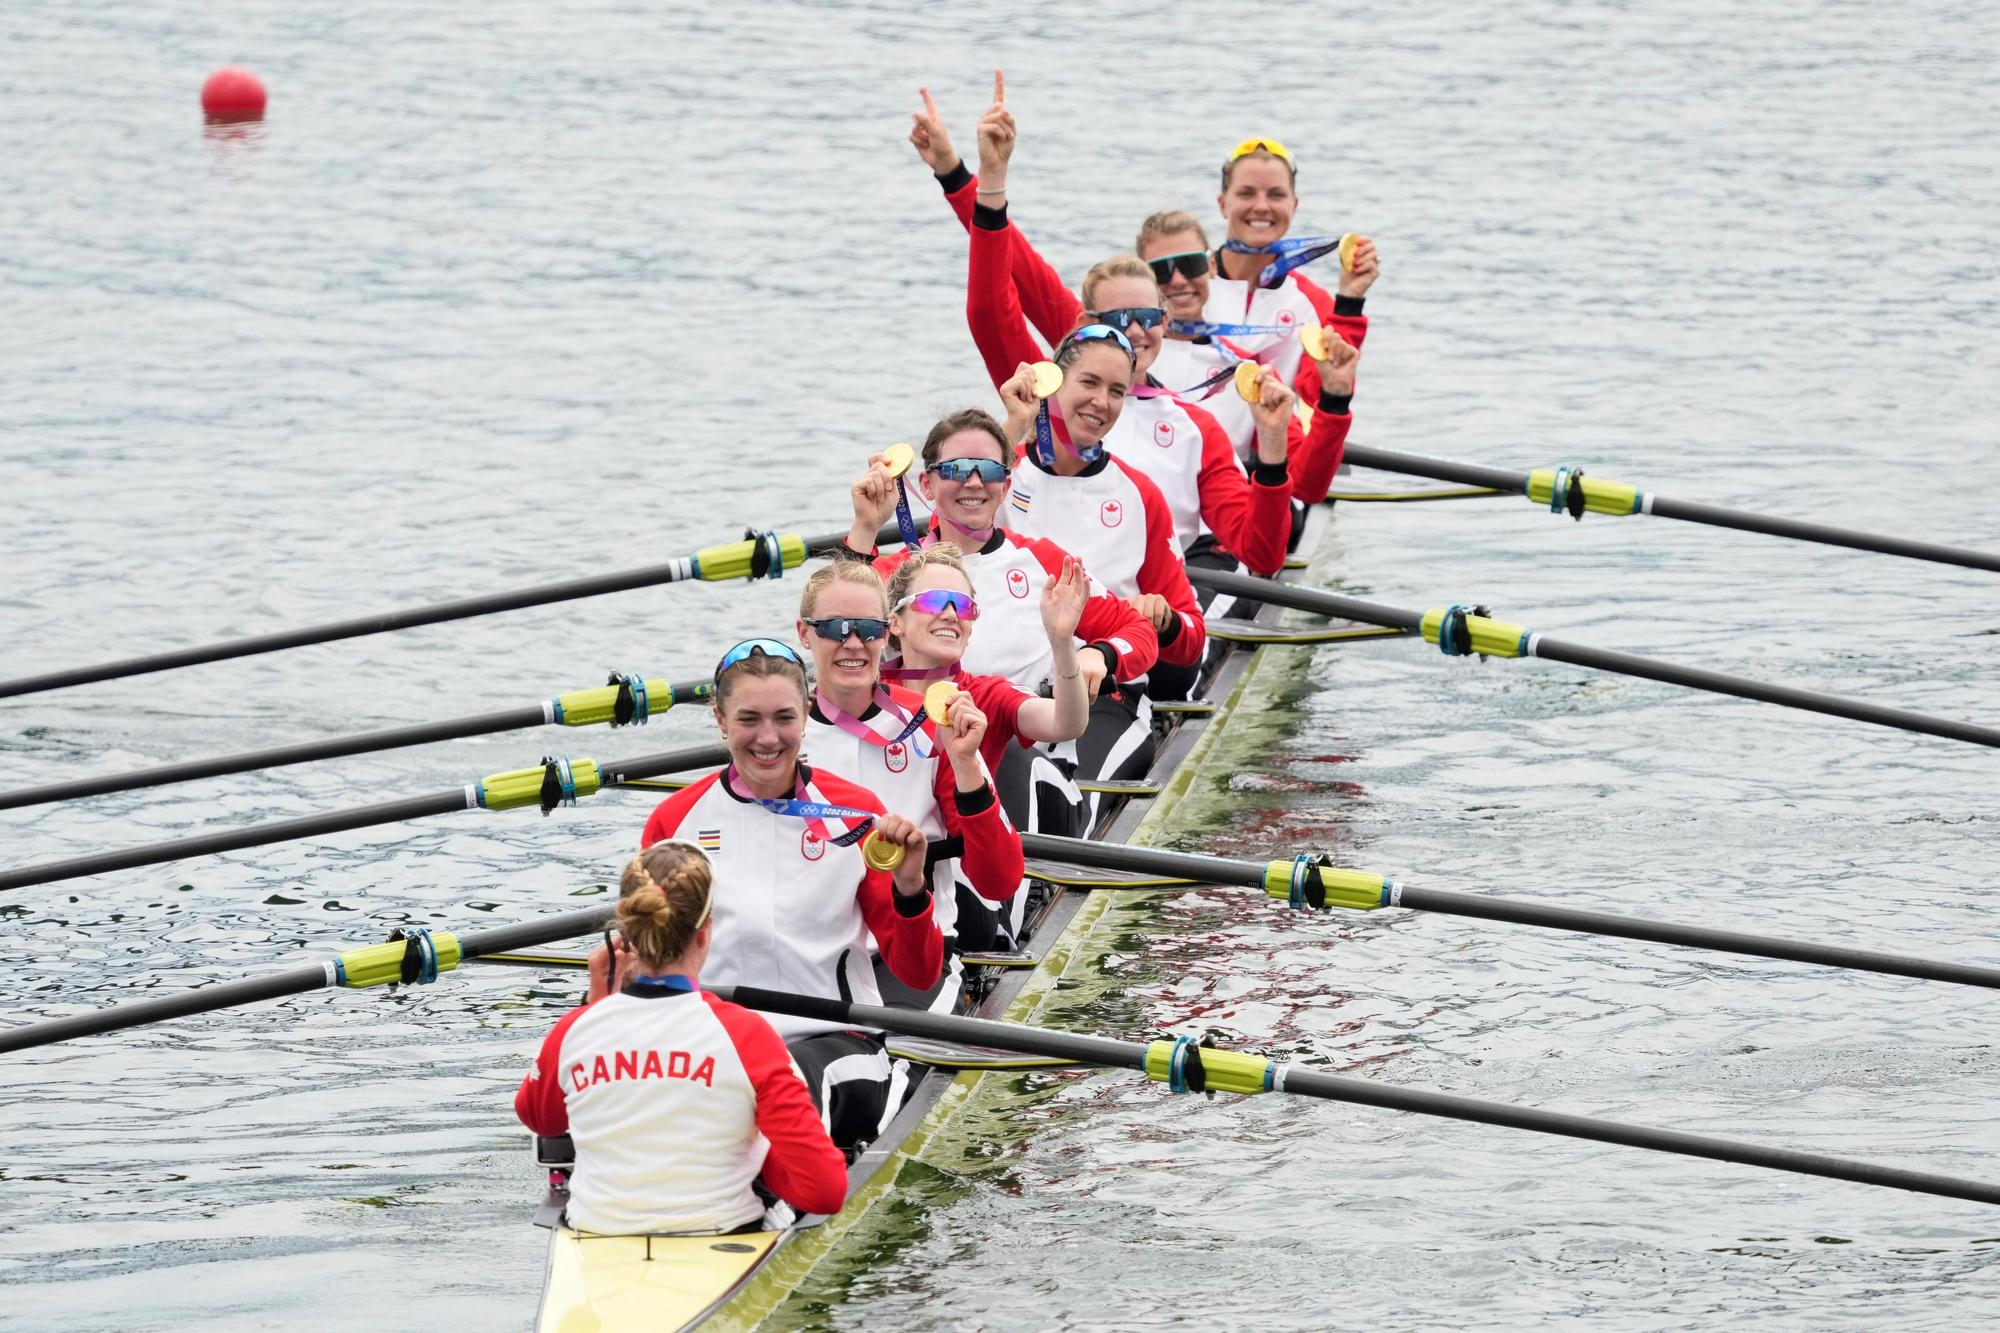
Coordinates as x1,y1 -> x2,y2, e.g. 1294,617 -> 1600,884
720,985 -> 2000,1208
1019,834 -> 2000,992
0,743 -> 726,894
0,674 -> 714,812
0,905 -> 614,1055
1188,567 -> 2000,750
0,522 -> 898,700
1340,444 -> 1999,574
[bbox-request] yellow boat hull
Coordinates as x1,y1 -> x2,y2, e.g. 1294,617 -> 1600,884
536,1227 -> 784,1332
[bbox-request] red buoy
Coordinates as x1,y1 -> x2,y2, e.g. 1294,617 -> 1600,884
201,67 -> 267,119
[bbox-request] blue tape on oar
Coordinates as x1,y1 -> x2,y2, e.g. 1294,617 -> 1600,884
397,928 -> 440,985
539,754 -> 579,814
1438,605 -> 1474,657
1222,234 -> 1347,288
610,671 -> 650,726
1288,854 -> 1315,911
1166,1035 -> 1207,1094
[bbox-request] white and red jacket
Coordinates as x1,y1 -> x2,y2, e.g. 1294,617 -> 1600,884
966,211 -> 1206,669
516,983 -> 847,1235
640,767 -> 942,1037
871,528 -> 1155,689
804,684 -> 1023,938
937,167 -> 1356,505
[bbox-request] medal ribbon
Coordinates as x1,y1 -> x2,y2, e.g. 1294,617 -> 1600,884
891,475 -> 924,552
1167,319 -> 1295,340
1032,397 -> 1102,469
727,767 -> 876,847
1221,234 -> 1347,288
880,656 -> 963,686
816,687 -> 931,755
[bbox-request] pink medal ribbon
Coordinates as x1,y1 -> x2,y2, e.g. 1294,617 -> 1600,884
816,687 -> 931,756
880,656 -> 963,687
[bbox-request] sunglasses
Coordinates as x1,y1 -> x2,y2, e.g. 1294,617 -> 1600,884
1226,136 -> 1294,165
930,457 -> 1010,484
1087,306 -> 1165,335
1146,251 -> 1211,286
715,638 -> 805,678
1061,323 -> 1134,359
801,616 -> 892,644
892,589 -> 979,620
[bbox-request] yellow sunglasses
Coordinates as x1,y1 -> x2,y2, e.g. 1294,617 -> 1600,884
1226,137 -> 1295,165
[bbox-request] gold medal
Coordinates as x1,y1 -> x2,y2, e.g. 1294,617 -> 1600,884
1233,360 -> 1264,403
1299,324 -> 1327,363
923,679 -> 957,725
881,441 -> 916,479
1337,233 -> 1361,272
861,830 -> 906,873
1030,361 -> 1063,399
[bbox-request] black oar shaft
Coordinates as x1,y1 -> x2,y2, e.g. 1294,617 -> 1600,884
0,677 -> 715,812
721,987 -> 2000,1208
1186,568 -> 1999,750
1020,833 -> 2000,992
0,905 -> 614,1054
0,743 -> 727,894
0,526 -> 880,700
1531,636 -> 2000,748
0,707 -> 540,811
1341,444 -> 2000,573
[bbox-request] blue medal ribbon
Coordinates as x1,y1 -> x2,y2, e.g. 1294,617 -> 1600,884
1032,398 -> 1102,469
1221,234 -> 1346,288
1167,319 -> 1296,339
729,768 -> 876,847
892,475 -> 924,552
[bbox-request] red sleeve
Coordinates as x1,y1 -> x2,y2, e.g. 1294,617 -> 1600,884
1183,403 -> 1289,577
964,673 -> 1030,761
1125,466 -> 1207,669
707,994 -> 848,1217
942,171 -> 1084,345
1292,272 -> 1335,324
515,1004 -> 590,1137
1287,273 -> 1369,404
968,214 -> 1052,388
1288,401 -> 1354,504
1018,535 -> 1159,680
640,773 -> 717,848
929,752 -> 1024,903
816,773 -> 945,990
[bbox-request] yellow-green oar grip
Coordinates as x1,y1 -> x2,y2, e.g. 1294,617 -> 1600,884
335,933 -> 465,989
1526,468 -> 1643,516
690,532 -> 809,582
552,677 -> 687,728
1142,1040 -> 1275,1096
476,758 -> 604,810
1419,608 -> 1533,659
1261,860 -> 1396,911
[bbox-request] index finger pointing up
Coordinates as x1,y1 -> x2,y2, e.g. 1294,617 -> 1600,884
920,86 -> 939,119
992,68 -> 1005,105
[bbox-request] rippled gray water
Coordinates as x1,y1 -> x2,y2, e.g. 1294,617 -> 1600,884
3,2 -> 1996,1328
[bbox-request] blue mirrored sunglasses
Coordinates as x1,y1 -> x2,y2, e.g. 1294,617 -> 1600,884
1068,322 -> 1135,356
801,616 -> 892,644
715,638 -> 805,679
930,457 -> 1011,484
1087,307 -> 1165,335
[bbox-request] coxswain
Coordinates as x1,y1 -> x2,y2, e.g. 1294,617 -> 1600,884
843,409 -> 1161,820
792,559 -> 1024,1006
639,640 -> 942,1150
515,843 -> 848,1235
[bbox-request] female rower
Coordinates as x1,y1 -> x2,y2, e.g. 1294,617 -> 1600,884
909,79 -> 1365,494
515,843 -> 848,1235
792,559 -> 1024,1002
639,640 -> 941,1150
883,541 -> 1091,946
843,409 -> 1162,815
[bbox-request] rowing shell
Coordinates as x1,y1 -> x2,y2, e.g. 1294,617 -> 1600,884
532,510 -> 1364,1331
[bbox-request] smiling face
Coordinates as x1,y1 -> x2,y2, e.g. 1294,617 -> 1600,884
1138,227 -> 1211,321
1087,273 -> 1164,377
714,671 -> 806,794
891,565 -> 977,669
1054,341 -> 1132,446
1219,155 -> 1298,251
796,578 -> 888,702
918,427 -> 1011,535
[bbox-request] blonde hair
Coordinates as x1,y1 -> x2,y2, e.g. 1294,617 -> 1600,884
886,542 -> 970,611
1220,148 -> 1296,192
616,842 -> 715,969
1079,254 -> 1160,311
799,558 -> 889,618
1135,210 -> 1210,255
